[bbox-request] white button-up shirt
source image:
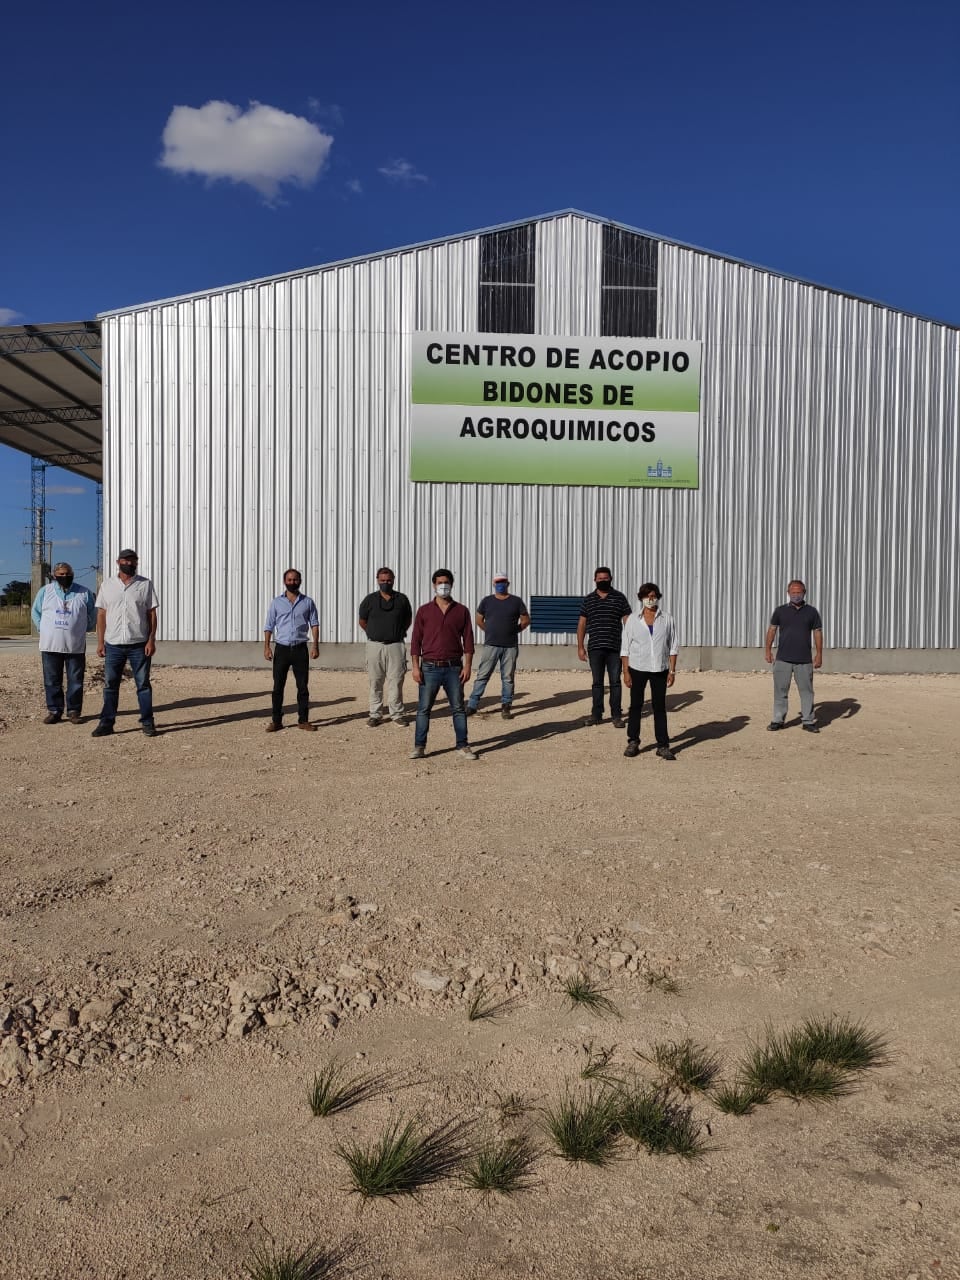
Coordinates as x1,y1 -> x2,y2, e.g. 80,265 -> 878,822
620,608 -> 679,672
95,574 -> 160,644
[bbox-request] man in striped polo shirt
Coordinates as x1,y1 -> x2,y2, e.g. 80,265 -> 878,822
576,567 -> 632,727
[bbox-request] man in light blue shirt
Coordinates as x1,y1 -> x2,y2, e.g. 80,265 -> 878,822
31,562 -> 97,724
263,568 -> 320,731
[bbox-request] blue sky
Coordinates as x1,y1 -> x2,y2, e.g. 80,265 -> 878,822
1,0 -> 958,588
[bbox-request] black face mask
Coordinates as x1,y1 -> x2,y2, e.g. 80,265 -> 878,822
55,575 -> 74,589
378,583 -> 394,594
595,580 -> 612,592
118,561 -> 136,575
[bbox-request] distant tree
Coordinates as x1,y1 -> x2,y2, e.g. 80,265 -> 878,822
2,580 -> 32,606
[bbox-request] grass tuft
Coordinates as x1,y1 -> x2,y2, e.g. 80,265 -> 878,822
740,1016 -> 888,1103
615,1079 -> 705,1157
541,1087 -> 621,1165
462,1133 -> 538,1195
336,1116 -> 469,1199
307,1060 -> 385,1118
563,973 -> 621,1019
243,1238 -> 345,1280
467,983 -> 517,1022
796,1015 -> 889,1073
495,1090 -> 530,1121
710,1079 -> 770,1116
647,1039 -> 723,1094
581,1041 -> 619,1082
644,969 -> 681,995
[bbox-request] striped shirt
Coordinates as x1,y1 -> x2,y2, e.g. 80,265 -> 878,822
579,588 -> 632,650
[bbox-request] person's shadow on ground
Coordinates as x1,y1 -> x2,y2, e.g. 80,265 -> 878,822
815,698 -> 861,728
139,695 -> 357,734
668,714 -> 751,754
469,715 -> 588,755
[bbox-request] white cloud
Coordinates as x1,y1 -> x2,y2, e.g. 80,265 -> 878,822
378,158 -> 428,185
307,100 -> 344,128
160,100 -> 333,200
0,307 -> 23,326
53,537 -> 84,547
346,178 -> 363,195
47,484 -> 86,495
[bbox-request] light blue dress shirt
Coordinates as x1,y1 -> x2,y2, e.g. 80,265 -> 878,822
263,592 -> 320,645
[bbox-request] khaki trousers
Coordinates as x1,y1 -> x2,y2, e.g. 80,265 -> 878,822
366,640 -> 406,719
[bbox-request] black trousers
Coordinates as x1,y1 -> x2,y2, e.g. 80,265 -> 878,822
588,646 -> 622,718
272,643 -> 310,723
626,668 -> 670,746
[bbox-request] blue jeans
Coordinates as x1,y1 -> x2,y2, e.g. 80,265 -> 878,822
415,661 -> 468,749
468,645 -> 518,709
41,651 -> 86,716
588,647 -> 622,719
100,642 -> 154,728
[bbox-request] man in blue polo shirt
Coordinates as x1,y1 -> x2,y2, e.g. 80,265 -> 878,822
263,568 -> 320,732
765,579 -> 824,733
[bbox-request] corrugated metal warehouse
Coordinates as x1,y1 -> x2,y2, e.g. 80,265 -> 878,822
98,210 -> 960,670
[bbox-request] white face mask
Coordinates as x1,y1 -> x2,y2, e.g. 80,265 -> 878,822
435,583 -> 452,598
642,597 -> 659,611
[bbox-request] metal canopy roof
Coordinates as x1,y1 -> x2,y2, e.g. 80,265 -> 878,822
0,321 -> 102,482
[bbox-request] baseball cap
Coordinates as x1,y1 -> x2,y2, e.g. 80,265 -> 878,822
493,571 -> 508,581
118,548 -> 138,558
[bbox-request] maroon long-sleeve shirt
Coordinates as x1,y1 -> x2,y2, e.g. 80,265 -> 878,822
410,599 -> 475,661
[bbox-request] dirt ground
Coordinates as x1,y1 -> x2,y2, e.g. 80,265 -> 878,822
1,651 -> 958,1280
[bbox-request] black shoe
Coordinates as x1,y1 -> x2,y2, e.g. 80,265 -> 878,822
623,741 -> 640,758
767,721 -> 784,731
367,716 -> 383,728
142,724 -> 158,737
584,716 -> 602,726
501,706 -> 513,720
612,717 -> 627,729
465,705 -> 476,716
802,723 -> 820,734
393,716 -> 409,727
656,746 -> 677,761
91,724 -> 114,738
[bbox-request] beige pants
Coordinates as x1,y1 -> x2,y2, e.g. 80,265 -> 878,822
366,641 -> 406,719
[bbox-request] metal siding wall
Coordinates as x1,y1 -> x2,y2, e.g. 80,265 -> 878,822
659,242 -> 960,648
101,214 -> 959,650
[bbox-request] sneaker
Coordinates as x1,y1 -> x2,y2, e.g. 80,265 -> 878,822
623,740 -> 640,758
802,723 -> 820,734
465,705 -> 477,716
91,724 -> 114,738
66,712 -> 82,725
409,746 -> 426,759
298,721 -> 317,732
612,717 -> 627,729
456,746 -> 479,761
767,721 -> 784,731
265,721 -> 282,732
42,712 -> 62,725
501,706 -> 513,720
142,724 -> 158,738
367,717 -> 383,728
392,716 -> 409,727
584,716 -> 602,727
656,746 -> 677,761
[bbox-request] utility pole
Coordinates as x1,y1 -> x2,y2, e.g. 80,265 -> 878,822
26,458 -> 53,633
95,483 -> 103,588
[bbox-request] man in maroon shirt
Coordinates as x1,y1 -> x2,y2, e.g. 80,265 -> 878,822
410,569 -> 478,760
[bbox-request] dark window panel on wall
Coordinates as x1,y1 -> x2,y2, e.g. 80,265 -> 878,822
479,224 -> 536,284
601,225 -> 658,288
600,288 -> 658,338
479,283 -> 536,334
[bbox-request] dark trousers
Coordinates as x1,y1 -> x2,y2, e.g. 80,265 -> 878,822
627,668 -> 670,746
589,647 -> 622,719
100,643 -> 154,727
415,661 -> 468,748
272,643 -> 310,723
41,651 -> 86,716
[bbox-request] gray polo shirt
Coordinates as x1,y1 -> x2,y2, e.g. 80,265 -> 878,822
95,575 -> 160,645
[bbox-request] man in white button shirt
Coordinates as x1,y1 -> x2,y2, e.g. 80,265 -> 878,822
91,548 -> 160,738
620,581 -> 678,761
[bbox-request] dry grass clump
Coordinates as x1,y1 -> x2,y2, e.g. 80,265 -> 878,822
336,1117 -> 469,1199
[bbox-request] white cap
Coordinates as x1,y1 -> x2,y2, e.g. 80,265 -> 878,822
493,571 -> 508,581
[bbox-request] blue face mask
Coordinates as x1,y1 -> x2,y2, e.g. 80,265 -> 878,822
494,582 -> 508,594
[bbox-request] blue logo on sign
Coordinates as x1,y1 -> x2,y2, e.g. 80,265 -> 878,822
647,459 -> 673,479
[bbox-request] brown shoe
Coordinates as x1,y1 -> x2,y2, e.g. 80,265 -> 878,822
66,711 -> 82,724
265,721 -> 282,732
43,712 -> 62,724
298,721 -> 317,732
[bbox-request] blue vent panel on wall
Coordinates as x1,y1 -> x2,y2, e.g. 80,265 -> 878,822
529,595 -> 583,635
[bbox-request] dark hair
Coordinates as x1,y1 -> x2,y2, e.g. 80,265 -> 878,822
788,578 -> 806,591
638,582 -> 661,598
283,568 -> 302,579
432,568 -> 454,583
594,566 -> 613,579
376,566 -> 395,578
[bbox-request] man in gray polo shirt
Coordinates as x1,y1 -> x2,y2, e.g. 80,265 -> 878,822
92,549 -> 160,738
765,579 -> 823,734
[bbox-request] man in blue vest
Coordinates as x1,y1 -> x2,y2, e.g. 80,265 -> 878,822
30,562 -> 97,724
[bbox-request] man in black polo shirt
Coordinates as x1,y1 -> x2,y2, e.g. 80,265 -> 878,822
358,567 -> 413,727
577,566 -> 632,727
765,579 -> 824,733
